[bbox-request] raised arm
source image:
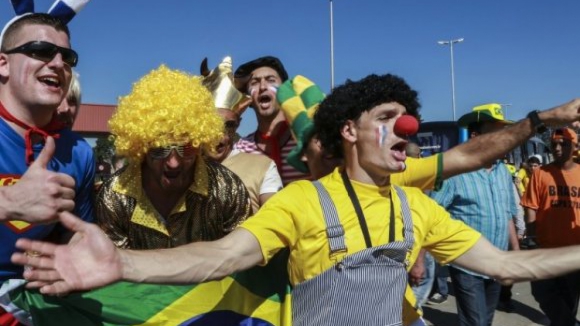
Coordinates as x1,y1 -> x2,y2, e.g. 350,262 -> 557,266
441,99 -> 580,180
452,236 -> 580,285
11,212 -> 264,295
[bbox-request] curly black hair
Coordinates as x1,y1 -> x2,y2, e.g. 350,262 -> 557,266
314,73 -> 420,159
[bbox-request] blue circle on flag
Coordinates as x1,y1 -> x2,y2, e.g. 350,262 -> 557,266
179,310 -> 275,326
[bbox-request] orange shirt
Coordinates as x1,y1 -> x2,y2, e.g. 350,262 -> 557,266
521,164 -> 580,248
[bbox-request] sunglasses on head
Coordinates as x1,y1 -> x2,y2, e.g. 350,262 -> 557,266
148,144 -> 196,160
4,41 -> 78,67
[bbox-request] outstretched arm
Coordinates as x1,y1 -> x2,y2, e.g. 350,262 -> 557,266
11,212 -> 264,295
121,228 -> 262,284
452,236 -> 580,285
441,99 -> 580,179
0,137 -> 76,223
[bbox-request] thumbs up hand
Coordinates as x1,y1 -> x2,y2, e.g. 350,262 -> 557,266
0,137 -> 76,223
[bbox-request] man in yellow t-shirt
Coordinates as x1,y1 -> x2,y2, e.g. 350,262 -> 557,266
12,75 -> 580,326
275,75 -> 558,323
515,155 -> 542,196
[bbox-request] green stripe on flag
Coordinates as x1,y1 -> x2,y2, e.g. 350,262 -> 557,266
6,251 -> 292,326
12,282 -> 195,326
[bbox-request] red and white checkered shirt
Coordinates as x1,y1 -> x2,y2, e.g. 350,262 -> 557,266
235,130 -> 310,186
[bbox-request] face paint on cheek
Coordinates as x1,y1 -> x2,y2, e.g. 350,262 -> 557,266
248,85 -> 258,97
375,125 -> 388,147
267,85 -> 278,94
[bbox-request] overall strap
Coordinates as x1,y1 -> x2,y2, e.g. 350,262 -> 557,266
394,186 -> 415,252
341,169 -> 396,247
341,170 -> 373,247
312,181 -> 347,255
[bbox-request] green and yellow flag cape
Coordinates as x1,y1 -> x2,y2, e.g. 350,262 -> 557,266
2,252 -> 291,326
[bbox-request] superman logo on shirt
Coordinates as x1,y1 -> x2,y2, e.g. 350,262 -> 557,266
0,174 -> 33,233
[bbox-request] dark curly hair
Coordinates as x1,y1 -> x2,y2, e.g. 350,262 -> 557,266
314,73 -> 420,159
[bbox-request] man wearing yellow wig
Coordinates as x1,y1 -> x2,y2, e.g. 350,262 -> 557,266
94,65 -> 251,249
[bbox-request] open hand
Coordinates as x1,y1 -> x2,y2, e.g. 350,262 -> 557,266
11,212 -> 122,295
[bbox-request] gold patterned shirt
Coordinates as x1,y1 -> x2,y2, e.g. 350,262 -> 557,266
95,157 -> 251,249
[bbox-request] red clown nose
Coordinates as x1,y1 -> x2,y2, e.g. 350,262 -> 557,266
393,115 -> 419,136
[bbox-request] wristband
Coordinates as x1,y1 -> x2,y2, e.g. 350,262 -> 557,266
527,110 -> 547,134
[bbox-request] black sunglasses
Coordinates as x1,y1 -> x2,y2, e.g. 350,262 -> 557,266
4,41 -> 78,67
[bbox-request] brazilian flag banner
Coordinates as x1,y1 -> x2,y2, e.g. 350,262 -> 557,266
1,253 -> 291,326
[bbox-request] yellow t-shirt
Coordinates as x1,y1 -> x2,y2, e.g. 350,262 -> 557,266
392,153 -> 443,321
506,163 -> 517,176
516,168 -> 529,194
241,167 -> 480,324
392,154 -> 443,190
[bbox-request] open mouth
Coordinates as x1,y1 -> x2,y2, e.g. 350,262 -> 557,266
391,140 -> 409,162
258,94 -> 272,103
39,76 -> 61,88
391,140 -> 408,153
164,171 -> 181,179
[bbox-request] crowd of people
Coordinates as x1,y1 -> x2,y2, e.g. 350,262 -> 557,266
2,5 -> 580,326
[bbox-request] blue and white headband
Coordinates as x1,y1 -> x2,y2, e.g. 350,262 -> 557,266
1,0 -> 90,45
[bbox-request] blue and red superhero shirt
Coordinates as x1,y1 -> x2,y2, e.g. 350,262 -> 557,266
0,118 -> 95,281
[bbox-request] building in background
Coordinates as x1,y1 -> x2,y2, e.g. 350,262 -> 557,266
73,103 -> 117,185
72,103 -> 116,147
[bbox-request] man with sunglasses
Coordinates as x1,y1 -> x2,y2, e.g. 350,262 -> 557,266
0,13 -> 94,276
201,57 -> 282,214
94,65 -> 251,250
0,13 -> 94,325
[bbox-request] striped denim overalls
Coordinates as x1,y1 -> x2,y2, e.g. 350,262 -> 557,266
292,180 -> 415,326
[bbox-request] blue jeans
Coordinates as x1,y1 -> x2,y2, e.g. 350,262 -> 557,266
432,261 -> 449,296
531,271 -> 580,326
411,252 -> 435,307
449,266 -> 501,326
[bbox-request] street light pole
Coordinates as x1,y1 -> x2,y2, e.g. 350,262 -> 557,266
499,103 -> 512,120
437,38 -> 464,121
329,0 -> 335,90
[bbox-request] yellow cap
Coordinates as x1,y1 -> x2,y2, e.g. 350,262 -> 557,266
458,103 -> 513,127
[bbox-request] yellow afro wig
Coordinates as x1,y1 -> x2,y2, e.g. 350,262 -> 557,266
109,65 -> 224,162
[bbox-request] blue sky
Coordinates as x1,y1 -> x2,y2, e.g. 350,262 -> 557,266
2,1 -> 579,136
